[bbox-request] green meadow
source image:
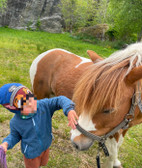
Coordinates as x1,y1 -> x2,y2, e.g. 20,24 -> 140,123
0,27 -> 142,168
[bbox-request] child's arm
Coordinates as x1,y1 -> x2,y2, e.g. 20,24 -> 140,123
40,96 -> 78,128
41,96 -> 75,116
1,121 -> 21,150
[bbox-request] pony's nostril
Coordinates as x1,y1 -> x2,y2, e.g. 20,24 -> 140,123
75,144 -> 79,150
72,142 -> 79,150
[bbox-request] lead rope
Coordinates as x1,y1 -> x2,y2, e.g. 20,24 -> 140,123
96,141 -> 110,168
96,145 -> 101,168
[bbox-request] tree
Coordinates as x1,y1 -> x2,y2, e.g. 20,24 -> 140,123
95,0 -> 109,24
108,0 -> 142,42
59,0 -> 97,32
0,0 -> 7,13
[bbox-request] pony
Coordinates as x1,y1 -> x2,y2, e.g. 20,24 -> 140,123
30,43 -> 142,168
71,42 -> 142,168
30,49 -> 102,99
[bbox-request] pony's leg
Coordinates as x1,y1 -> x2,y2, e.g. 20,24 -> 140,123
113,135 -> 124,168
102,137 -> 123,168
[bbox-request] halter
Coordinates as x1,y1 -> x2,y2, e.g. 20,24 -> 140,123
75,84 -> 142,168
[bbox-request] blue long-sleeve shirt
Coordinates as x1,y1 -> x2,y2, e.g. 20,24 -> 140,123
2,96 -> 75,159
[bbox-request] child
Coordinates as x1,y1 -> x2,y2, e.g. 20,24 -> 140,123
0,83 -> 78,168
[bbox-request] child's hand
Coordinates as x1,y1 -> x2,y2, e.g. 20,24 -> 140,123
68,110 -> 79,129
0,142 -> 8,153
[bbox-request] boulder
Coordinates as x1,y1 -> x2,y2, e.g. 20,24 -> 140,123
79,24 -> 109,41
0,0 -> 62,33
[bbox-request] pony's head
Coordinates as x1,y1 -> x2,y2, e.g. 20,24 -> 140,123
71,42 -> 142,150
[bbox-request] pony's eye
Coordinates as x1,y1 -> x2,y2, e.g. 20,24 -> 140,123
103,109 -> 114,114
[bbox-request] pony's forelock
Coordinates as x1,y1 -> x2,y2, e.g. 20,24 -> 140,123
73,42 -> 142,118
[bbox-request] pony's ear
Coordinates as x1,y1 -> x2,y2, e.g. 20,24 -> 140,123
125,66 -> 142,85
87,50 -> 103,63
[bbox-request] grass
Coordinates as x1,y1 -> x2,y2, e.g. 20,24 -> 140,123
0,27 -> 142,168
0,27 -> 116,89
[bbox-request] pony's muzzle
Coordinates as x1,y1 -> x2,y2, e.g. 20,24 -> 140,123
71,137 -> 94,151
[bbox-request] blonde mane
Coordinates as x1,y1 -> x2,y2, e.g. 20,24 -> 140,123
73,42 -> 142,118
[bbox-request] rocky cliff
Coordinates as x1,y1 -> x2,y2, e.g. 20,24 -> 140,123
0,0 -> 62,33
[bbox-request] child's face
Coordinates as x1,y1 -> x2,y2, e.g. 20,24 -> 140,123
21,97 -> 37,115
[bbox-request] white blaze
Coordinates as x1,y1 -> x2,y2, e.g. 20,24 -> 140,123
71,114 -> 96,141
